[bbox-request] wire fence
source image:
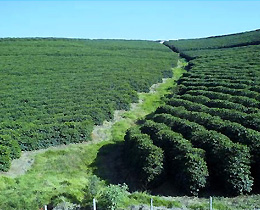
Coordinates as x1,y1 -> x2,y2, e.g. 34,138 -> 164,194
44,196 -> 215,210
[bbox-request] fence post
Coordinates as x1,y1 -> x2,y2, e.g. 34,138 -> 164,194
150,198 -> 153,210
209,196 -> 213,210
93,198 -> 96,210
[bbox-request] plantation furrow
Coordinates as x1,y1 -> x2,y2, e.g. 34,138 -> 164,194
139,120 -> 209,195
167,96 -> 260,131
151,113 -> 253,194
162,34 -> 260,193
124,31 -> 260,197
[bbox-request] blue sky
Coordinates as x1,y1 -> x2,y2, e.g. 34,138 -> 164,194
0,1 -> 259,40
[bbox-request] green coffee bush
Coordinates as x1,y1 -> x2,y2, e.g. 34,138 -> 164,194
141,120 -> 208,195
124,127 -> 164,187
0,145 -> 12,172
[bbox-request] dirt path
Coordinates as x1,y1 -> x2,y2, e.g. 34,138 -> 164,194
159,40 -> 168,44
0,71 -> 174,178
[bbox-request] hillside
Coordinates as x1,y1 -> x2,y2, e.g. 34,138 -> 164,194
164,29 -> 260,52
0,30 -> 260,209
124,30 -> 260,196
0,38 -> 177,171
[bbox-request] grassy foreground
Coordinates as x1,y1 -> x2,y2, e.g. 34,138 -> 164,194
0,59 -> 184,209
0,59 -> 259,209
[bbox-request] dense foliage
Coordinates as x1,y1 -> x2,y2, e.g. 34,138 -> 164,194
124,121 -> 208,195
124,30 -> 260,195
124,127 -> 165,188
140,120 -> 208,195
0,38 -> 177,171
164,29 -> 260,52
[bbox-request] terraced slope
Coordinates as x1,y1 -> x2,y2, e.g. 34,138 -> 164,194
124,30 -> 260,195
0,38 -> 178,171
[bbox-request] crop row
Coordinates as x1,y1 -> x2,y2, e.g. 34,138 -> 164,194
124,121 -> 209,195
163,36 -> 260,192
185,90 -> 260,108
152,113 -> 253,194
123,101 -> 259,195
124,99 -> 257,195
140,120 -> 208,195
157,104 -> 260,162
124,127 -> 164,188
123,33 -> 260,195
178,94 -> 260,129
178,85 -> 260,100
182,72 -> 258,80
164,29 -> 260,52
180,79 -> 260,89
170,96 -> 260,131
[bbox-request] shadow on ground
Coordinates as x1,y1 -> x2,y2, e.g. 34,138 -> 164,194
91,141 -> 240,198
91,141 -> 186,196
91,142 -> 140,191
